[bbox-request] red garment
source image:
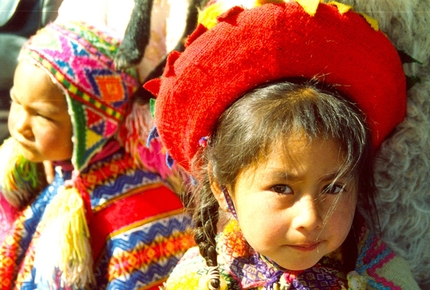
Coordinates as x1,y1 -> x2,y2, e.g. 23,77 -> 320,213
0,194 -> 18,245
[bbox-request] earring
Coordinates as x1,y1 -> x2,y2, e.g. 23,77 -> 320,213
221,186 -> 238,220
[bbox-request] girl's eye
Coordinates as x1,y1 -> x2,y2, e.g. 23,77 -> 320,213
323,184 -> 345,194
36,111 -> 55,121
270,185 -> 293,195
37,113 -> 50,120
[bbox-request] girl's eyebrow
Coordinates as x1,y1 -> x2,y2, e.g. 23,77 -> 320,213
264,169 -> 298,181
12,94 -> 66,116
266,169 -> 346,182
31,100 -> 66,115
319,172 -> 351,183
320,172 -> 340,181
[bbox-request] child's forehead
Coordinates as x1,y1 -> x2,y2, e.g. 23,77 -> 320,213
236,136 -> 351,183
255,135 -> 348,169
13,60 -> 67,104
266,135 -> 344,160
260,129 -> 340,153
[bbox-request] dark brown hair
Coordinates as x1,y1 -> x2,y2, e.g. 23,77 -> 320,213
189,80 -> 378,289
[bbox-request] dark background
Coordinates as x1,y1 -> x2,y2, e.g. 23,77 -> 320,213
0,0 -> 63,143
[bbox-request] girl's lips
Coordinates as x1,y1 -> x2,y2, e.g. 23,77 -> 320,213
288,242 -> 320,252
14,138 -> 32,150
11,136 -> 35,154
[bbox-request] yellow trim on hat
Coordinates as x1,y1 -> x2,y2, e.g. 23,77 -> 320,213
295,0 -> 321,16
199,0 -> 379,32
329,1 -> 379,30
327,1 -> 352,14
358,12 -> 379,31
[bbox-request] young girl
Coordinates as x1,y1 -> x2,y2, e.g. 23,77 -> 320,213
144,1 -> 420,289
0,21 -> 194,289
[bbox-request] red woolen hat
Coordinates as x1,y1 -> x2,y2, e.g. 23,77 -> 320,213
145,1 -> 406,173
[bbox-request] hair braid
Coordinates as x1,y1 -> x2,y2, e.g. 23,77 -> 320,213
193,172 -> 221,289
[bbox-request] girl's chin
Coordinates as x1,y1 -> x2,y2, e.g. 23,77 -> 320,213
6,138 -> 43,163
19,147 -> 43,163
272,253 -> 323,271
278,261 -> 319,272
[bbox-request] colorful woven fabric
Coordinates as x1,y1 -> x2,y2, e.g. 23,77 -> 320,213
0,144 -> 194,289
0,20 -> 194,289
0,195 -> 18,245
19,21 -> 140,171
163,218 -> 419,289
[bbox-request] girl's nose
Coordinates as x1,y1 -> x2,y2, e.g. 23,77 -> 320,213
291,195 -> 323,232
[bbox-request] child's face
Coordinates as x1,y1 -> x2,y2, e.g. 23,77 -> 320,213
229,136 -> 357,271
8,60 -> 73,163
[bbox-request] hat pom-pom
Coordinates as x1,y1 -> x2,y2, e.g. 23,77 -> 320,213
0,138 -> 47,208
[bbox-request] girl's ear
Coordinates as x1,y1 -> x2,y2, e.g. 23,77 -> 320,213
208,162 -> 228,210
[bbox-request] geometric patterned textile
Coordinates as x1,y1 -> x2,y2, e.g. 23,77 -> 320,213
0,146 -> 195,289
1,19 -> 193,290
163,217 -> 420,289
19,21 -> 140,171
354,222 -> 419,290
94,214 -> 194,289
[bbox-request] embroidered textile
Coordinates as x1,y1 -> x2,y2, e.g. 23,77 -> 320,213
0,20 -> 194,289
164,219 -> 419,289
0,148 -> 194,289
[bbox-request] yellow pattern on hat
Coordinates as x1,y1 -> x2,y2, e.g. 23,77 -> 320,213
358,12 -> 379,31
199,0 -> 379,32
327,1 -> 352,14
295,0 -> 321,16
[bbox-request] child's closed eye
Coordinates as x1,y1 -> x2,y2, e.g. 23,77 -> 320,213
36,113 -> 53,121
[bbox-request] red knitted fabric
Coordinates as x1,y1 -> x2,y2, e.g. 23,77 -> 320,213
145,2 -> 406,172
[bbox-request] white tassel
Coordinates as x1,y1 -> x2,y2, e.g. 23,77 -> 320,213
33,185 -> 94,288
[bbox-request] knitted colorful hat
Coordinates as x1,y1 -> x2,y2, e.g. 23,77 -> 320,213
19,21 -> 141,171
145,0 -> 407,173
13,21 -> 141,287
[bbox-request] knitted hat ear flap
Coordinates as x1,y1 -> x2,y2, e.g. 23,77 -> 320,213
19,21 -> 141,172
0,138 -> 47,209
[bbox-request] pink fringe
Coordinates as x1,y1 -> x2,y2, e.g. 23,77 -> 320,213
118,100 -> 174,179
